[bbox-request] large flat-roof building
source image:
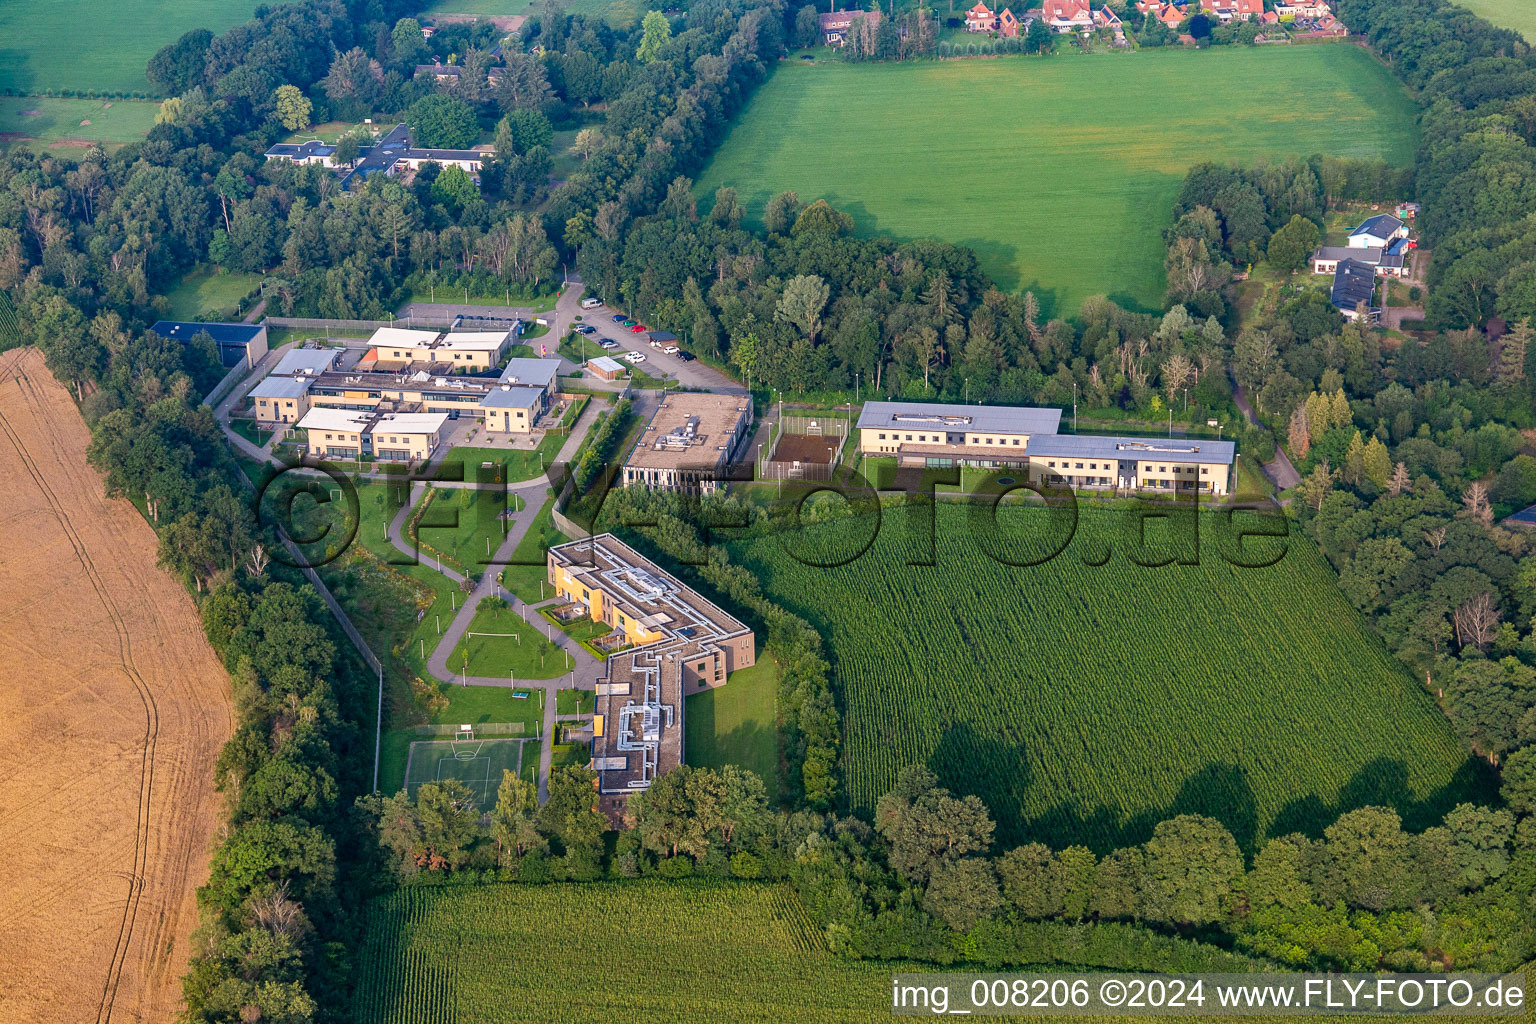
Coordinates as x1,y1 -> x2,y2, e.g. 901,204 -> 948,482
855,399 -> 1235,496
622,393 -> 753,495
547,533 -> 754,822
150,320 -> 269,370
365,326 -> 511,372
298,407 -> 448,461
1027,435 -> 1235,495
857,400 -> 1062,468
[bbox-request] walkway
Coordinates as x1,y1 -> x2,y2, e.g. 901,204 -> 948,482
209,306 -> 611,802
1231,376 -> 1301,493
383,405 -> 607,802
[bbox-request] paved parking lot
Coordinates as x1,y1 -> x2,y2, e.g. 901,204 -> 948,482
572,302 -> 744,393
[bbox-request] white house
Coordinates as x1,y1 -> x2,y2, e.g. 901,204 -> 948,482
1348,214 -> 1409,249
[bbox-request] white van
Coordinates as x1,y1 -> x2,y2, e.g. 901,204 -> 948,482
580,297 -> 602,309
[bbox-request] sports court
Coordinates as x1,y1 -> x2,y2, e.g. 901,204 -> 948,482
403,731 -> 530,810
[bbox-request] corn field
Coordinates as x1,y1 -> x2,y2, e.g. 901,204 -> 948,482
733,502 -> 1489,852
351,881 -> 895,1023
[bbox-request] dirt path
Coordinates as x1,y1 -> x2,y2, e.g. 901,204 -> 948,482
0,349 -> 232,1024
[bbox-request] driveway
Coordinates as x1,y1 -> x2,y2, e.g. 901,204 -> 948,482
1231,377 -> 1300,492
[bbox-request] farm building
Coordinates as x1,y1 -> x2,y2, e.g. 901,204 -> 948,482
857,400 -> 1062,468
546,533 -> 755,822
1027,435 -> 1235,495
297,407 -> 448,461
266,122 -> 491,182
588,355 -> 626,381
622,393 -> 753,495
150,320 -> 269,370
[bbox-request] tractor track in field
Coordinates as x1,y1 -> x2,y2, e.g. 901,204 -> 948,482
0,348 -> 230,1024
0,353 -> 159,1023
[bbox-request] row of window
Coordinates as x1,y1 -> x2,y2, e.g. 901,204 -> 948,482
1042,459 -> 1210,476
874,432 -> 1023,447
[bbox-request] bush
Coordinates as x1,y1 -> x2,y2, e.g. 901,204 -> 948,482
1408,286 -> 1422,302
657,855 -> 695,879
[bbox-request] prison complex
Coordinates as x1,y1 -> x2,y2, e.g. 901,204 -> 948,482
857,400 -> 1234,495
621,393 -> 753,495
546,534 -> 755,822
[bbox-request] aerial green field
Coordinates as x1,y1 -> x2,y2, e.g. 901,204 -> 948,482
351,882 -> 896,1024
422,0 -> 639,27
696,48 -> 1418,314
729,502 -> 1490,852
161,266 -> 263,320
0,97 -> 159,153
0,0 -> 266,95
1455,0 -> 1536,40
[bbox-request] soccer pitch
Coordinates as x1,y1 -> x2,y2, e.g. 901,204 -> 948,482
404,737 -> 529,810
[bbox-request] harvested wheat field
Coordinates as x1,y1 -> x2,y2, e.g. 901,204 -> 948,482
0,349 -> 232,1024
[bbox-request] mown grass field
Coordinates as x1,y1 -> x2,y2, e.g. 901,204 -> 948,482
686,656 -> 780,802
696,48 -> 1418,314
351,882 -> 897,1024
0,97 -> 159,153
0,0 -> 266,95
1455,0 -> 1536,41
729,502 -> 1490,852
421,0 -> 639,27
161,266 -> 263,320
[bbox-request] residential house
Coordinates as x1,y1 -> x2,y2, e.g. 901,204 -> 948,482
998,7 -> 1022,36
1310,243 -> 1409,277
1094,6 -> 1123,31
1348,213 -> 1408,248
1200,0 -> 1263,22
1330,258 -> 1378,321
1040,0 -> 1094,30
819,9 -> 882,45
965,2 -> 998,30
262,140 -> 335,166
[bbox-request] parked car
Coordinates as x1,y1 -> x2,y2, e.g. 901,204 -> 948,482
624,351 -> 647,364
630,324 -> 647,333
611,314 -> 627,323
677,351 -> 696,362
581,297 -> 602,309
663,345 -> 680,355
599,339 -> 619,349
574,324 -> 596,335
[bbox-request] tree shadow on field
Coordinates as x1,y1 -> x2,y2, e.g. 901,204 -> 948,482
928,723 -> 1037,849
1269,754 -> 1499,841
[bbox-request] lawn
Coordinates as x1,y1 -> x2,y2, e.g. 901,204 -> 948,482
0,97 -> 158,153
446,600 -> 573,681
411,486 -> 526,575
161,265 -> 264,320
0,0 -> 267,95
685,657 -> 780,803
696,47 -> 1419,315
433,433 -> 566,486
379,685 -> 544,796
351,882 -> 898,1024
1455,0 -> 1536,41
728,502 -> 1491,853
499,494 -> 564,605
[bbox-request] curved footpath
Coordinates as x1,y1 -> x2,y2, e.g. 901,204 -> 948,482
212,293 -> 612,801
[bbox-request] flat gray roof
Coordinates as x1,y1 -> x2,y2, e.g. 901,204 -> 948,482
480,385 -> 542,409
497,357 -> 561,388
271,347 -> 340,377
1030,434 -> 1235,465
250,376 -> 313,399
858,400 -> 1062,436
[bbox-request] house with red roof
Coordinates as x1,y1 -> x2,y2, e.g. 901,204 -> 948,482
965,1 -> 999,30
1041,0 -> 1093,31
